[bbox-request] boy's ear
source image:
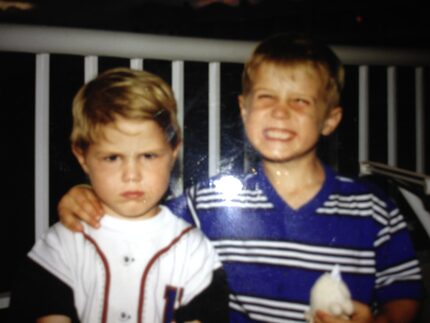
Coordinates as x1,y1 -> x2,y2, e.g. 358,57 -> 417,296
71,145 -> 90,174
171,144 -> 180,168
321,106 -> 343,136
238,95 -> 247,120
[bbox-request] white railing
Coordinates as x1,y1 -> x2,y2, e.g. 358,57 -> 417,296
0,23 -> 429,310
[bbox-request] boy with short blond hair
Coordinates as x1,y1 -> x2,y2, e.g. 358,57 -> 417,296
57,35 -> 423,323
9,67 -> 229,323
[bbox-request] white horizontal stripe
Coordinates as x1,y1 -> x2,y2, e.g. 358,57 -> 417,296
373,203 -> 389,217
230,300 -> 306,323
372,213 -> 389,226
327,194 -> 386,208
376,274 -> 422,288
337,176 -> 354,182
390,222 -> 407,234
242,303 -> 305,319
323,200 -> 377,209
376,267 -> 422,285
391,214 -> 404,226
376,259 -> 420,277
219,254 -> 375,274
216,246 -> 375,266
229,301 -> 246,312
232,294 -> 309,312
374,235 -> 390,247
196,201 -> 273,209
317,207 -> 373,216
378,227 -> 390,237
197,187 -> 263,196
213,239 -> 375,258
196,194 -> 269,203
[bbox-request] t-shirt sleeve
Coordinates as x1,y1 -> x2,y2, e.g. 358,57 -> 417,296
8,257 -> 79,322
374,195 -> 424,303
183,228 -> 223,300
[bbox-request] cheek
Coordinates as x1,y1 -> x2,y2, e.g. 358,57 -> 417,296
89,172 -> 118,194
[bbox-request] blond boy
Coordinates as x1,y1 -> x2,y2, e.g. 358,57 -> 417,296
9,68 -> 229,323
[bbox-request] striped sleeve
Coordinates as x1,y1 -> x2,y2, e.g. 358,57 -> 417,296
374,198 -> 423,302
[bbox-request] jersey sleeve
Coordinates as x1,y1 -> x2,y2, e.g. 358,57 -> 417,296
8,257 -> 79,322
180,228 -> 223,302
374,194 -> 424,304
28,223 -> 81,287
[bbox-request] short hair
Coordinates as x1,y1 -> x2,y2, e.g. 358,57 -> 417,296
71,67 -> 180,151
242,33 -> 345,108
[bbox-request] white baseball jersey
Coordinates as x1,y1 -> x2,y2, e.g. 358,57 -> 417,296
28,205 -> 221,323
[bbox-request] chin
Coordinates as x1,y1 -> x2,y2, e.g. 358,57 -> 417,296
259,150 -> 293,163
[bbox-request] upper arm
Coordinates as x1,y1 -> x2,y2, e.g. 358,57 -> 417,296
9,257 -> 79,322
175,268 -> 230,323
375,299 -> 421,323
37,315 -> 72,323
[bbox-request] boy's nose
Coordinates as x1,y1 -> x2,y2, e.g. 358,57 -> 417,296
271,102 -> 291,119
122,163 -> 142,182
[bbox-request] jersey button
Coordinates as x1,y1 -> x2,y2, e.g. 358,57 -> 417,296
119,311 -> 131,321
122,254 -> 135,266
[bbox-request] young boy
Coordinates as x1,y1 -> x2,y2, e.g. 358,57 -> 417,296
57,35 -> 423,323
9,68 -> 229,323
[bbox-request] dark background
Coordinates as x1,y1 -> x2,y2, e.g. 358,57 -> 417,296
1,0 -> 429,48
1,1 -> 429,321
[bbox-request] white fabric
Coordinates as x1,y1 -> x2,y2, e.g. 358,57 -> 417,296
29,205 -> 221,323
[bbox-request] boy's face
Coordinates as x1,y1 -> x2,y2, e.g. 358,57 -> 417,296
73,117 -> 179,220
239,63 -> 342,164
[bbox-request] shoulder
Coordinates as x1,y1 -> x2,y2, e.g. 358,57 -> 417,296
164,207 -> 219,257
330,168 -> 394,205
34,222 -> 82,247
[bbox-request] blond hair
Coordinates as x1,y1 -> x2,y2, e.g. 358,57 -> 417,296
71,67 -> 180,151
242,33 -> 345,108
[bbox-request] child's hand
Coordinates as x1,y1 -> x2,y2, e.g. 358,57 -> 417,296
58,185 -> 104,232
314,301 -> 373,323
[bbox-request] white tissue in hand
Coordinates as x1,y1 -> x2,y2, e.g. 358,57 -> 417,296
307,265 -> 354,322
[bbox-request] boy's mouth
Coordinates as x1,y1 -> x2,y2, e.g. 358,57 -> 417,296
121,191 -> 144,199
264,128 -> 294,140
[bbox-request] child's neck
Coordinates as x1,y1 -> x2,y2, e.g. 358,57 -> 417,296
262,157 -> 325,210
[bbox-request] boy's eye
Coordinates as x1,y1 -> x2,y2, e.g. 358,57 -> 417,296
257,94 -> 273,100
292,98 -> 310,105
103,155 -> 119,162
142,153 -> 158,160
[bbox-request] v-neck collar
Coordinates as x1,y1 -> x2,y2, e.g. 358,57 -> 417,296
256,162 -> 336,215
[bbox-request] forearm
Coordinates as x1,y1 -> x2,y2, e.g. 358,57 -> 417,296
374,300 -> 420,323
37,315 -> 72,323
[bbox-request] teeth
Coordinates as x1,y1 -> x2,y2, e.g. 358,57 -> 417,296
265,129 -> 292,140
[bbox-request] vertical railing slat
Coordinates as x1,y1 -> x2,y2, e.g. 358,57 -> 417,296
130,58 -> 144,70
171,60 -> 184,195
415,67 -> 425,173
35,53 -> 50,239
387,66 -> 397,166
85,55 -> 98,82
359,65 -> 369,163
208,62 -> 221,177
